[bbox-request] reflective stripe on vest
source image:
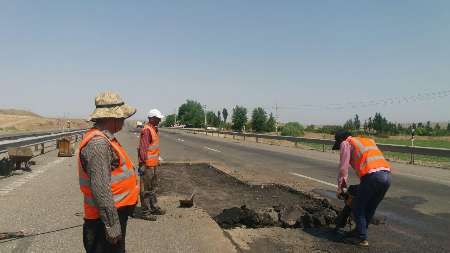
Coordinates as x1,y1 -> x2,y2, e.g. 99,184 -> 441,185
78,128 -> 139,219
142,124 -> 160,167
348,137 -> 390,178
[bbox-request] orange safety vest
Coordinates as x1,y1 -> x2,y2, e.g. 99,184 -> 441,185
142,124 -> 160,167
347,136 -> 390,178
78,128 -> 139,220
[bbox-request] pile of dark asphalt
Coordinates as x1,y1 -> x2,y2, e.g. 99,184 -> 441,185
157,163 -> 340,228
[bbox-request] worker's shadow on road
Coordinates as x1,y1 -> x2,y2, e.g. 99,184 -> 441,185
303,227 -> 349,244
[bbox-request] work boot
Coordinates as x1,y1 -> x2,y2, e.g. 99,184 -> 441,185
150,207 -> 166,215
345,236 -> 369,247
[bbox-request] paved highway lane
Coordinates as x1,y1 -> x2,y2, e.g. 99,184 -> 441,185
159,129 -> 450,252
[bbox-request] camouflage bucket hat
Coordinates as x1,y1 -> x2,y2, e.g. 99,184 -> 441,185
89,91 -> 136,121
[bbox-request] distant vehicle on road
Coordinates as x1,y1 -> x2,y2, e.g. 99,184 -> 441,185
170,124 -> 186,128
207,127 -> 218,131
136,121 -> 144,128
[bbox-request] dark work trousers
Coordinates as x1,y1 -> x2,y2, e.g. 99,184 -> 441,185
83,207 -> 133,253
352,170 -> 391,240
140,166 -> 159,213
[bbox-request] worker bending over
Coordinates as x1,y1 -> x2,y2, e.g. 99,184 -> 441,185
333,130 -> 391,247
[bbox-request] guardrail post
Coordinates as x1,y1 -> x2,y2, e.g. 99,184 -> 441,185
243,135 -> 246,141
41,143 -> 45,154
410,147 -> 415,165
233,134 -> 235,140
256,136 -> 259,143
322,144 -> 325,152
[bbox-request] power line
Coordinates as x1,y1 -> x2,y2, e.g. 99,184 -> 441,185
266,90 -> 450,112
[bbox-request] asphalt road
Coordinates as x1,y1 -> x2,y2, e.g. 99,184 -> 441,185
1,128 -> 449,252
158,128 -> 450,252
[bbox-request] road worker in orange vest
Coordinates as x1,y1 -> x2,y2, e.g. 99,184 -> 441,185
78,91 -> 139,253
333,130 -> 391,247
137,109 -> 166,221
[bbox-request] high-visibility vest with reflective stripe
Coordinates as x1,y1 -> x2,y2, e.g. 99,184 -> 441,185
142,124 -> 160,167
78,128 -> 139,220
347,136 -> 390,178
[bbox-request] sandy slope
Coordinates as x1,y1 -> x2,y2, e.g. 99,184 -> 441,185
0,109 -> 90,133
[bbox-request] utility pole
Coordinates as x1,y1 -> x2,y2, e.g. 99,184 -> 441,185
203,105 -> 207,129
275,104 -> 279,135
174,108 -> 177,125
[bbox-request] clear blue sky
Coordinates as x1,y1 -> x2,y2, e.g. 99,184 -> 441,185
0,1 -> 449,124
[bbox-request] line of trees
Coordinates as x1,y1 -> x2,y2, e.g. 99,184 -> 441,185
162,101 -> 449,137
161,100 -> 304,136
306,113 -> 450,137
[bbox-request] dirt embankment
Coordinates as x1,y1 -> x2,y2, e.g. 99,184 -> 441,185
0,109 -> 91,133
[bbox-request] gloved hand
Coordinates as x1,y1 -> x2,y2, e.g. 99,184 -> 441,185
336,188 -> 344,200
138,166 -> 145,176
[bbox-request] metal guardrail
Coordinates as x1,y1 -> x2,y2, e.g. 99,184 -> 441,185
0,129 -> 87,155
167,128 -> 450,161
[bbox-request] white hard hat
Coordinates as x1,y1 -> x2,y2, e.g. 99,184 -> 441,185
147,109 -> 164,119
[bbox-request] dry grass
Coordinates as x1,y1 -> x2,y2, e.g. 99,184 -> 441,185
0,109 -> 91,133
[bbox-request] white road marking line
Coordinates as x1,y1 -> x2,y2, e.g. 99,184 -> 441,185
289,172 -> 337,188
204,147 -> 221,153
0,158 -> 64,197
176,138 -> 185,142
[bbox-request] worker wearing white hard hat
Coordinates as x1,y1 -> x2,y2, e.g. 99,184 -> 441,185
147,109 -> 165,119
137,109 -> 166,221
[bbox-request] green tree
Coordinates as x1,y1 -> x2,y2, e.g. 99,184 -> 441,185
178,100 -> 205,128
217,111 -> 222,124
266,113 -> 277,132
231,106 -> 247,132
206,111 -> 220,127
372,113 -> 389,134
425,121 -> 433,135
447,123 -> 450,132
251,107 -> 268,133
343,119 -> 354,130
161,114 -> 176,127
434,123 -> 441,136
222,108 -> 228,123
281,122 -> 304,137
354,114 -> 361,130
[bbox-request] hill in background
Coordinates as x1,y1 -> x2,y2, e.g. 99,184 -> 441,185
0,109 -> 42,117
0,108 -> 91,133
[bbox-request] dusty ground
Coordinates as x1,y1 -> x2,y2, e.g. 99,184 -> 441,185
0,109 -> 90,133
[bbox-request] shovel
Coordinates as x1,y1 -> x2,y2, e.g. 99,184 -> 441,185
179,192 -> 196,208
0,231 -> 25,240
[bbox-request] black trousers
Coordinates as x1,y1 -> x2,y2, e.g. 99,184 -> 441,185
83,207 -> 133,253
